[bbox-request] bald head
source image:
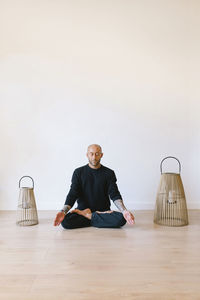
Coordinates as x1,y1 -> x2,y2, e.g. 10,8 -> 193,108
86,144 -> 103,169
87,144 -> 102,153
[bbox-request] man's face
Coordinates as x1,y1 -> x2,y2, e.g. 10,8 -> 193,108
87,146 -> 103,167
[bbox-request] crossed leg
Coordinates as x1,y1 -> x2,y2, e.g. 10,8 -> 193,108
61,208 -> 126,229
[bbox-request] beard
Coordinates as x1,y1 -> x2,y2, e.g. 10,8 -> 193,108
89,158 -> 101,167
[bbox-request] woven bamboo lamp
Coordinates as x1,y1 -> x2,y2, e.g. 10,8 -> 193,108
16,176 -> 39,226
154,156 -> 188,226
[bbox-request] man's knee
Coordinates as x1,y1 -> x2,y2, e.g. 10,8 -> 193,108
114,212 -> 126,227
61,213 -> 91,229
119,216 -> 127,227
61,220 -> 74,229
61,215 -> 74,229
61,213 -> 75,229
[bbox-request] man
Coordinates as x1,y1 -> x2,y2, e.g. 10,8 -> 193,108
54,144 -> 135,229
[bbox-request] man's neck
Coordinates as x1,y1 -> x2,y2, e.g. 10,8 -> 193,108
88,163 -> 101,169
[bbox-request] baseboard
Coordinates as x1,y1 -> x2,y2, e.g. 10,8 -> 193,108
1,202 -> 200,211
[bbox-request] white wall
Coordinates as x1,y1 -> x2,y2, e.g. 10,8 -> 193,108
0,0 -> 199,210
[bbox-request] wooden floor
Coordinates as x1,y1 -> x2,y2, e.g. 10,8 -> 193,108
0,210 -> 200,300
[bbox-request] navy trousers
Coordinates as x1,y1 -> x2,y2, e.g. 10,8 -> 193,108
61,211 -> 126,229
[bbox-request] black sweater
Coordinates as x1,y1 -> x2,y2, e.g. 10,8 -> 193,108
65,164 -> 122,212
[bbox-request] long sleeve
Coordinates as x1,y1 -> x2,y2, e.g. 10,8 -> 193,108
64,170 -> 81,207
108,171 -> 122,201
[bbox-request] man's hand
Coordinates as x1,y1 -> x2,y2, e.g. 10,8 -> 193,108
53,211 -> 65,226
123,210 -> 135,225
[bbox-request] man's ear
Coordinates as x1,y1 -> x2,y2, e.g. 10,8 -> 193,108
101,153 -> 104,158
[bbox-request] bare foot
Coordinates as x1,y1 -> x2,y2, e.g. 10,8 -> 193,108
70,208 -> 92,220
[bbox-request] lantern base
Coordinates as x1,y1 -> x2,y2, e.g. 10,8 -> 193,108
154,217 -> 188,227
16,219 -> 39,226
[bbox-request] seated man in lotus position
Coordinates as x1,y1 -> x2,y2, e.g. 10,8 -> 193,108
54,144 -> 135,229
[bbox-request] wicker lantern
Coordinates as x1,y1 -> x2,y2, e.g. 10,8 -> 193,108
16,176 -> 38,226
154,156 -> 189,226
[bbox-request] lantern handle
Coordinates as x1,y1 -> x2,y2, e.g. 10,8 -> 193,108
19,176 -> 34,189
160,156 -> 181,174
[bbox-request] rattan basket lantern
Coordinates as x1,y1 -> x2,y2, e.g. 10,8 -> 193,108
16,176 -> 38,226
154,156 -> 188,226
